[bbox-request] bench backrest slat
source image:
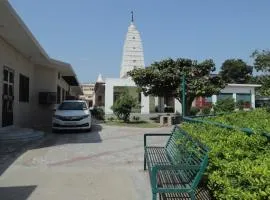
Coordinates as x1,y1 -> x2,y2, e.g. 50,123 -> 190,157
165,126 -> 209,166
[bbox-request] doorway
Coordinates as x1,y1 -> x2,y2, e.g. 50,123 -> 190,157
2,67 -> 14,127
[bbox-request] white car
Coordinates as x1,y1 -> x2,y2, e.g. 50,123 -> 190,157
52,100 -> 92,132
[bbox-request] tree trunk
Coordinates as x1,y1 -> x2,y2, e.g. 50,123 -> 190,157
176,96 -> 194,116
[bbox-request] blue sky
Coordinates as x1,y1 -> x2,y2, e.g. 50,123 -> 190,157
10,0 -> 270,83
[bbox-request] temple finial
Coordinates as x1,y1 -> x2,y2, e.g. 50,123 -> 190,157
131,11 -> 134,22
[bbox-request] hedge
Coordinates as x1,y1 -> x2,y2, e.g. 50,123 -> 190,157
180,122 -> 270,199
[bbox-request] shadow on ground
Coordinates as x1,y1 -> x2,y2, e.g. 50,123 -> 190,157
37,124 -> 103,148
0,123 -> 102,176
0,185 -> 37,200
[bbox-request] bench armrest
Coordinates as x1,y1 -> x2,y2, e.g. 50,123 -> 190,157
144,133 -> 171,147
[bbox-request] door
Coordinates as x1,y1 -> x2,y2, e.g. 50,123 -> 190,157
2,67 -> 14,127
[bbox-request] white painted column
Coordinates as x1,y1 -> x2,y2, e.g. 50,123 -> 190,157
251,90 -> 256,108
212,95 -> 217,104
174,99 -> 182,114
105,83 -> 114,114
141,93 -> 149,114
154,97 -> 159,107
233,93 -> 237,102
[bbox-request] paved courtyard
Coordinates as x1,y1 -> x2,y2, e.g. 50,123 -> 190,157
0,124 -> 172,200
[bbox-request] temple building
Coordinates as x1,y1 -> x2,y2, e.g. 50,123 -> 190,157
96,13 -> 260,116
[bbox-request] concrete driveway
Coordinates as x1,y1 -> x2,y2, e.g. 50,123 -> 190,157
0,123 -> 172,200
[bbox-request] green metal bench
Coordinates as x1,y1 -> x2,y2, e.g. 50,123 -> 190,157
144,126 -> 209,200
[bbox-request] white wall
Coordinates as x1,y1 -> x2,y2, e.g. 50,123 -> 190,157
105,78 -> 150,114
212,85 -> 256,108
0,36 -> 74,129
0,36 -> 35,127
174,99 -> 182,113
31,65 -> 58,129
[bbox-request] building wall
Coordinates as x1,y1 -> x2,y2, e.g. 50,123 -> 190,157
80,84 -> 95,106
212,85 -> 256,108
31,65 -> 58,129
0,36 -> 73,129
105,78 -> 149,114
0,36 -> 35,127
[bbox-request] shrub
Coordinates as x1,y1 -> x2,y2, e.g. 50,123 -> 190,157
266,105 -> 270,113
91,107 -> 104,120
214,97 -> 235,113
107,117 -> 114,121
189,107 -> 200,116
132,116 -> 140,121
111,90 -> 137,122
202,106 -> 211,115
181,122 -> 270,199
236,100 -> 245,110
209,108 -> 270,133
164,106 -> 174,113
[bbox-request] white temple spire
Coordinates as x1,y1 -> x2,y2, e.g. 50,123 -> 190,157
120,15 -> 145,78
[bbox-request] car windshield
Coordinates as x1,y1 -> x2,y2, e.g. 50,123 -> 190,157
58,102 -> 87,110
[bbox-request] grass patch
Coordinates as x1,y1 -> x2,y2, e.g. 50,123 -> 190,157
105,120 -> 160,128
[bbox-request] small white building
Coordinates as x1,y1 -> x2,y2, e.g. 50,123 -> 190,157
80,83 -> 95,107
0,1 -> 82,129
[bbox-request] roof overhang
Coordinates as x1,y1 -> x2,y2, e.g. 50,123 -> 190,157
0,1 -> 50,65
50,59 -> 80,86
227,83 -> 262,88
0,1 -> 81,90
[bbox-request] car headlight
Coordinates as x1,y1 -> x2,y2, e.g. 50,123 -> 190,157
53,115 -> 62,120
81,114 -> 90,119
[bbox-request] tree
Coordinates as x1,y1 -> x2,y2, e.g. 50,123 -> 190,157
128,58 -> 225,115
251,50 -> 270,96
251,75 -> 270,96
251,50 -> 270,73
111,89 -> 137,122
219,59 -> 253,83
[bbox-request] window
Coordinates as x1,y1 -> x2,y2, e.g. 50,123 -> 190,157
98,96 -> 102,102
62,88 -> 65,101
133,60 -> 136,63
138,92 -> 141,103
132,36 -> 135,39
19,74 -> 29,102
217,93 -> 233,101
236,93 -> 251,108
57,86 -> 61,104
133,47 -> 136,50
58,102 -> 87,110
3,69 -> 8,82
205,96 -> 212,102
58,73 -> 61,79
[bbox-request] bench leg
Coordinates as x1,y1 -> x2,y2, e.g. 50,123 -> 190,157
144,153 -> 146,170
189,191 -> 195,200
152,192 -> 157,200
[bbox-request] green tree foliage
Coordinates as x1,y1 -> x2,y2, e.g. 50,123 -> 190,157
219,59 -> 253,83
214,97 -> 235,113
111,90 -> 137,122
251,50 -> 270,73
251,75 -> 270,96
251,50 -> 270,96
128,58 -> 225,115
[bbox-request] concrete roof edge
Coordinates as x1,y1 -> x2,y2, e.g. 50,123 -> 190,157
227,83 -> 262,87
4,0 -> 50,60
